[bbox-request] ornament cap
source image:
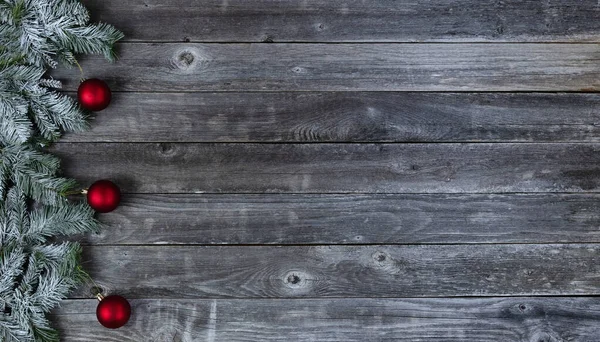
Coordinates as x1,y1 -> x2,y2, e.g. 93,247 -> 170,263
96,293 -> 105,302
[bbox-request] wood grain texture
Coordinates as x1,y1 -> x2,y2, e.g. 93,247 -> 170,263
62,92 -> 600,143
51,297 -> 600,341
70,244 -> 600,298
52,142 -> 600,194
71,193 -> 600,245
51,43 -> 600,92
37,0 -> 600,339
85,0 -> 600,43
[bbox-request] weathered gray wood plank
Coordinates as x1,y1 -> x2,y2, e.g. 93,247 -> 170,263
85,0 -> 600,42
62,92 -> 600,143
72,193 -> 600,245
70,244 -> 600,298
52,143 -> 600,194
50,297 -> 600,341
52,43 -> 600,91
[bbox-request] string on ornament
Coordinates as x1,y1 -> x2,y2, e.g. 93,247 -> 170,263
77,266 -> 132,329
73,58 -> 113,112
73,58 -> 85,82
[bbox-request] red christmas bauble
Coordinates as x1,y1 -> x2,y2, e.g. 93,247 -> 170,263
78,78 -> 111,111
96,295 -> 131,329
87,180 -> 121,213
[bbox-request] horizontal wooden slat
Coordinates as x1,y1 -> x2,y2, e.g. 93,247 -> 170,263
85,0 -> 600,42
51,297 -> 600,341
71,193 -> 600,245
52,143 -> 600,194
62,92 -> 600,143
52,43 -> 600,92
70,244 -> 600,298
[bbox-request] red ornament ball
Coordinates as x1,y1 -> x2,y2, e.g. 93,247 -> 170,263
96,295 -> 131,329
78,78 -> 111,111
87,180 -> 121,213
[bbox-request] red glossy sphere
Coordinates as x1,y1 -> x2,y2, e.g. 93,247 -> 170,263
96,295 -> 131,329
78,78 -> 111,111
87,180 -> 121,213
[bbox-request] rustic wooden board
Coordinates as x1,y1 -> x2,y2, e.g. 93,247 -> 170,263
52,43 -> 600,92
51,297 -> 600,341
71,193 -> 600,245
70,244 -> 600,298
52,143 -> 600,194
31,0 -> 600,340
84,0 -> 600,43
62,92 -> 600,143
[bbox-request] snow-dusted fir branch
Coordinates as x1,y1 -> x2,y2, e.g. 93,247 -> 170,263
0,0 -> 123,147
0,0 -> 123,68
0,144 -> 78,206
0,0 -> 122,341
0,188 -> 100,342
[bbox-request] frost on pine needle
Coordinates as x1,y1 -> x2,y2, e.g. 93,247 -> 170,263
0,1 -> 122,341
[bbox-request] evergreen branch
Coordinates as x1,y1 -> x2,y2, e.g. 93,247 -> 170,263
0,243 -> 27,297
27,202 -> 100,243
0,1 -> 123,340
0,93 -> 32,144
12,170 -> 76,206
2,144 -> 60,175
6,187 -> 28,238
0,162 -> 11,204
0,145 -> 81,206
0,315 -> 31,342
31,242 -> 84,312
59,23 -> 124,62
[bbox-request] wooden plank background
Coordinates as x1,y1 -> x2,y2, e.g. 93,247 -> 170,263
62,92 -> 600,143
72,193 -> 600,245
51,298 -> 600,341
50,0 -> 600,340
53,43 -> 600,92
66,244 -> 600,298
51,143 -> 600,193
85,0 -> 600,42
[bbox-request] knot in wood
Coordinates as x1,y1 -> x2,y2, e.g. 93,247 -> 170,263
371,251 -> 407,274
171,48 -> 200,70
158,142 -> 176,156
496,23 -> 505,35
284,271 -> 308,289
261,34 -> 274,43
372,251 -> 388,263
291,66 -> 306,74
506,302 -> 543,318
530,331 -> 560,342
288,274 -> 301,284
179,52 -> 194,65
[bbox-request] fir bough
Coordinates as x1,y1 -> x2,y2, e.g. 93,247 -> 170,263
0,1 -> 123,340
